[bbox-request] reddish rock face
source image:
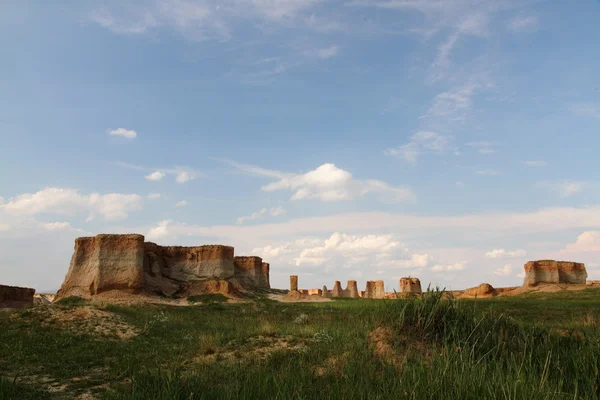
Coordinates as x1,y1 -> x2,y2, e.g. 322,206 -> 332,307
58,234 -> 146,299
260,263 -> 270,289
56,234 -> 270,300
0,284 -> 35,308
234,256 -> 263,289
400,278 -> 422,294
523,260 -> 587,286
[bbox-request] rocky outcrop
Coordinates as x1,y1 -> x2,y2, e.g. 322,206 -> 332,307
364,280 -> 385,299
234,256 -> 263,288
400,278 -> 422,294
260,262 -> 270,289
461,283 -> 496,298
290,275 -> 298,292
0,284 -> 35,308
523,260 -> 587,287
324,280 -> 360,298
57,234 -> 271,300
59,234 -> 146,298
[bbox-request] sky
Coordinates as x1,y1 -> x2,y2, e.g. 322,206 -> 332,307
1,0 -> 600,293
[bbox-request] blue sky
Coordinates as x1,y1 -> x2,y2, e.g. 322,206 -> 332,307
1,0 -> 600,292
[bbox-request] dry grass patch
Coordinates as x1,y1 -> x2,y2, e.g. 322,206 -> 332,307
16,305 -> 139,340
368,326 -> 433,370
194,334 -> 311,364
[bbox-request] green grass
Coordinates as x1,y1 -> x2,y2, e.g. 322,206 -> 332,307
53,296 -> 87,307
1,288 -> 600,399
187,294 -> 228,304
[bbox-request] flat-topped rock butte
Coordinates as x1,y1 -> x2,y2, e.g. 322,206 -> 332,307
0,284 -> 35,308
56,234 -> 270,300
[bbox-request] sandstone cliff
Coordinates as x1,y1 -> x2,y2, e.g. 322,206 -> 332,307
324,280 -> 359,298
0,284 -> 35,308
57,234 -> 271,300
400,278 -> 422,294
364,280 -> 385,299
523,260 -> 587,286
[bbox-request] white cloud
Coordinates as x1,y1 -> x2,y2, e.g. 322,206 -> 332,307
569,103 -> 600,119
175,171 -> 195,183
0,187 -> 142,221
146,219 -> 173,241
225,160 -> 415,203
385,131 -> 450,163
508,15 -> 538,32
317,45 -> 339,59
523,161 -> 547,167
145,171 -> 166,181
250,232 -> 430,271
107,128 -> 137,139
493,264 -> 512,276
431,262 -> 465,272
467,141 -> 499,154
564,231 -> 600,253
476,169 -> 500,176
175,200 -> 188,208
147,193 -> 161,199
537,181 -> 585,198
237,206 -> 288,224
42,221 -> 74,231
485,249 -> 526,259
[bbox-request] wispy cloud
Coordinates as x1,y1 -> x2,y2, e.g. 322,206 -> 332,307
475,169 -> 500,176
467,141 -> 499,154
421,83 -> 482,125
175,200 -> 188,208
116,162 -> 202,184
522,160 -> 547,167
385,131 -> 451,163
237,206 -> 287,224
493,264 -> 513,276
431,262 -> 465,272
485,248 -> 526,259
317,45 -> 339,59
507,15 -> 538,32
570,103 -> 600,119
537,181 -> 585,198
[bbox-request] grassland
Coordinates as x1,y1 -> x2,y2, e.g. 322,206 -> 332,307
1,288 -> 600,399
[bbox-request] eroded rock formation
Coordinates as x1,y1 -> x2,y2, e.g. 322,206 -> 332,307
323,280 -> 360,298
461,283 -> 496,298
400,278 -> 422,294
0,284 -> 35,308
57,234 -> 271,300
523,260 -> 587,286
290,275 -> 298,292
364,280 -> 385,299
